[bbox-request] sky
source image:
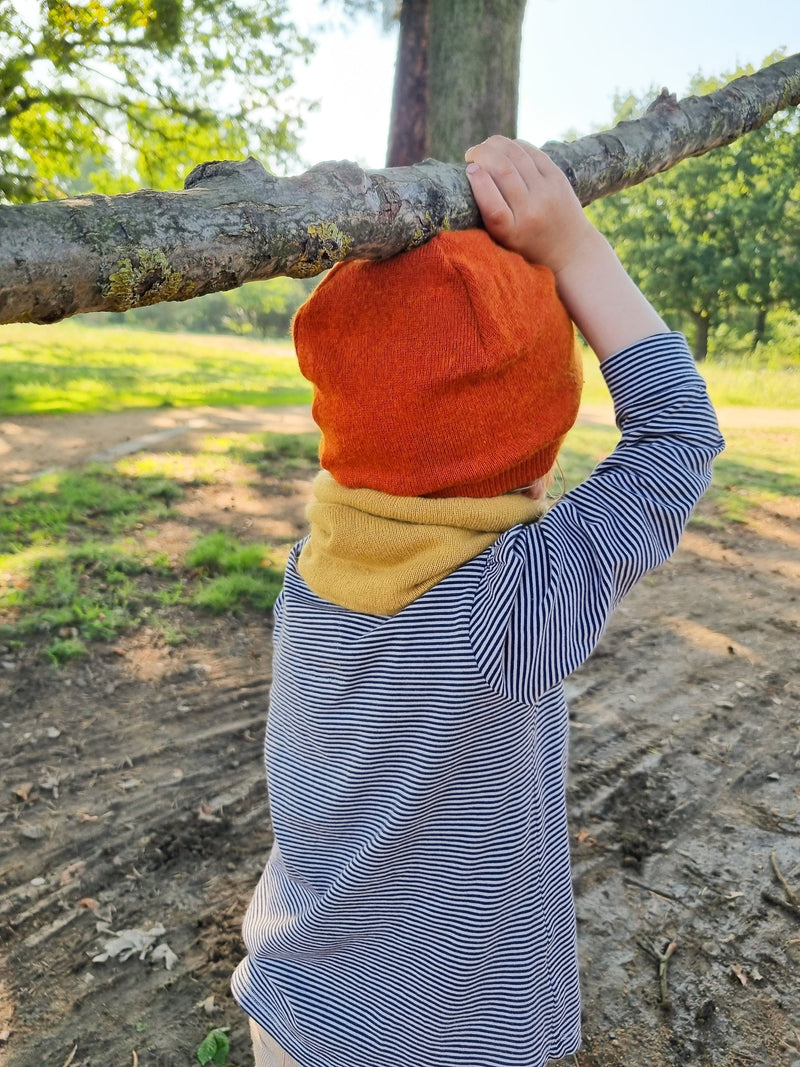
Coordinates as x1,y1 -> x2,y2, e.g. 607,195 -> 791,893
286,0 -> 800,172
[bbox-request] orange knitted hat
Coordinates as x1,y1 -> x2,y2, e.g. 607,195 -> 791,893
293,229 -> 582,498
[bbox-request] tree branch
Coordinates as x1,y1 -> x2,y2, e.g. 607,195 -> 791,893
1,52 -> 798,325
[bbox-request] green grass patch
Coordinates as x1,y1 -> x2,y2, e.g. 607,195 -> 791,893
225,431 -> 321,475
187,532 -> 285,613
0,458 -> 289,660
0,467 -> 181,552
701,428 -> 800,525
0,542 -> 162,646
578,342 -> 800,410
0,322 -> 311,416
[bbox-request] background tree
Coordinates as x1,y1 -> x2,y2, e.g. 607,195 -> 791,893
588,59 -> 800,360
0,0 -> 311,203
385,0 -> 526,165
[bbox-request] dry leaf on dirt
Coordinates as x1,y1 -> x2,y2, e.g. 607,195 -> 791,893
92,923 -> 166,964
60,860 -> 86,886
12,782 -> 34,801
197,804 -> 222,823
731,963 -> 748,986
150,943 -> 179,970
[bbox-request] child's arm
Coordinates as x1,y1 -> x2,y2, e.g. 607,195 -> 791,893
464,136 -> 668,361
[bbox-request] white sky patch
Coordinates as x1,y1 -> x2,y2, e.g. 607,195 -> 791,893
287,0 -> 800,170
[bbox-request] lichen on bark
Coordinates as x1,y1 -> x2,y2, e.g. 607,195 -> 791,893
105,249 -> 191,310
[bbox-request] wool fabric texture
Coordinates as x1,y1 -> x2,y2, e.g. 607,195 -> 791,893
293,229 -> 582,498
298,470 -> 547,615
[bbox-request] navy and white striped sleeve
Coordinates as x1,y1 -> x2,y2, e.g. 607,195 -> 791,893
470,333 -> 725,704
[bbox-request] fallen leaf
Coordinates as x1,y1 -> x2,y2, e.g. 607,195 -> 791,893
78,898 -> 100,911
12,782 -> 34,801
151,942 -> 178,970
197,804 -> 221,823
731,963 -> 748,986
76,812 -> 99,823
575,828 -> 597,846
92,924 -> 166,964
60,861 -> 86,887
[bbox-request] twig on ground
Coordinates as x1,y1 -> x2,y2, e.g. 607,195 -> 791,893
770,850 -> 798,905
761,890 -> 800,918
60,1046 -> 78,1067
638,938 -> 677,1009
762,850 -> 800,916
624,877 -> 685,904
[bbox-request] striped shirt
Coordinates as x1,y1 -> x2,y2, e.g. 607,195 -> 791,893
232,333 -> 724,1067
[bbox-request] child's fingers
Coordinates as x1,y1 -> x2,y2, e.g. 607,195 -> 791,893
465,138 -> 536,221
515,140 -> 580,199
465,162 -> 514,240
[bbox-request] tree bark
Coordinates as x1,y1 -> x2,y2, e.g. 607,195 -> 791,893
427,0 -> 526,162
752,306 -> 768,350
1,52 -> 798,326
386,0 -> 525,167
386,0 -> 431,166
690,311 -> 711,362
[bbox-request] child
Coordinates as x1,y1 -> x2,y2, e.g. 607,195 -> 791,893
231,136 -> 724,1067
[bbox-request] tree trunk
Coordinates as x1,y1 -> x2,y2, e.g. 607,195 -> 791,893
386,0 -> 431,166
387,0 -> 525,167
752,306 -> 768,350
1,52 -> 799,326
427,0 -> 526,162
691,311 -> 711,361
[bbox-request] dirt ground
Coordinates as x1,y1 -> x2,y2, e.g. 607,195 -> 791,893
1,407 -> 799,1067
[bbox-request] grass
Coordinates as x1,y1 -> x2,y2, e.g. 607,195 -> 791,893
2,323 -> 798,662
0,467 -> 182,552
186,532 -> 285,613
577,344 -> 800,410
3,323 -> 799,418
702,427 -> 800,525
0,434 -> 318,662
0,322 -> 311,415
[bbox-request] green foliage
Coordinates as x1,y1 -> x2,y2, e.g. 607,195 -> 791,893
0,1 -> 312,203
589,55 -> 800,361
94,276 -> 318,339
0,542 -> 156,645
0,324 -> 311,416
0,457 -> 288,657
196,1027 -> 230,1065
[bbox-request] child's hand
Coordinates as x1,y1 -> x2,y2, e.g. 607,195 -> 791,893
466,135 -> 668,360
464,136 -> 594,275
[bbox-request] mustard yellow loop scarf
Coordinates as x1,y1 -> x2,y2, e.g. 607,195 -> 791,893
298,471 -> 547,616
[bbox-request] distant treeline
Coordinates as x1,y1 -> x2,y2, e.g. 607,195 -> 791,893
587,61 -> 799,362
84,276 -> 319,341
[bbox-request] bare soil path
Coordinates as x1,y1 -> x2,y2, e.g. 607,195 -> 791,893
1,407 -> 799,1066
3,402 -> 800,485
